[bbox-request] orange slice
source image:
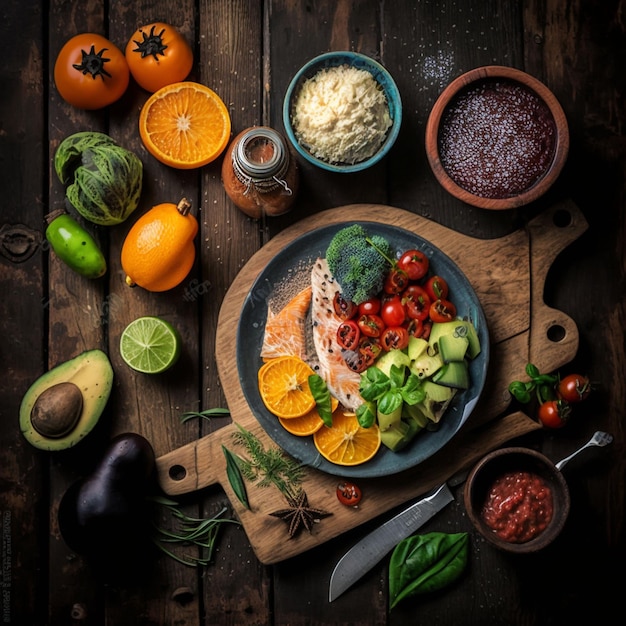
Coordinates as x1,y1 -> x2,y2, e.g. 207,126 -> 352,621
278,396 -> 340,437
258,356 -> 317,419
139,81 -> 231,169
313,409 -> 381,466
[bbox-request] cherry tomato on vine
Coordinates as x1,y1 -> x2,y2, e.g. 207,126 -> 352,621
125,22 -> 193,92
403,284 -> 431,321
381,296 -> 406,327
557,374 -> 591,403
358,297 -> 381,316
357,314 -> 385,338
398,249 -> 429,281
336,320 -> 360,350
333,292 -> 357,319
384,268 -> 409,294
381,326 -> 410,351
537,399 -> 571,429
336,481 -> 362,507
425,275 -> 449,302
54,33 -> 130,109
429,299 -> 457,323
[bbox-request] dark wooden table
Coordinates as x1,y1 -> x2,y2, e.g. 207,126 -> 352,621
2,1 -> 624,624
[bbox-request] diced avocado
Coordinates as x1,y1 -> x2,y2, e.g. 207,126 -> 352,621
409,351 -> 443,380
438,333 -> 469,363
407,336 -> 429,361
416,381 -> 456,423
433,360 -> 470,390
377,403 -> 403,432
375,349 -> 411,378
380,420 -> 417,452
429,320 -> 481,359
402,403 -> 429,429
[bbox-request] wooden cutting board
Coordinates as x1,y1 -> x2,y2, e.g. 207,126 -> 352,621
156,200 -> 588,564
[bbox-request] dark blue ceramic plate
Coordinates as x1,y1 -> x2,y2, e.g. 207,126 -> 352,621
237,222 -> 489,478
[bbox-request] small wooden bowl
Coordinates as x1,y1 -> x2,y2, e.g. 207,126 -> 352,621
425,66 -> 569,210
464,447 -> 570,553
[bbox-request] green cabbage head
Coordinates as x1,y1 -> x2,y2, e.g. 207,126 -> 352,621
55,132 -> 143,226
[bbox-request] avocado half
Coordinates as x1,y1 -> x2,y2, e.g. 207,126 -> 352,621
19,349 -> 114,451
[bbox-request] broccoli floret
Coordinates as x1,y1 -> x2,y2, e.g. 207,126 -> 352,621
326,225 -> 393,304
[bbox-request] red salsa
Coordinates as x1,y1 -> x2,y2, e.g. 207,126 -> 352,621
480,470 -> 554,543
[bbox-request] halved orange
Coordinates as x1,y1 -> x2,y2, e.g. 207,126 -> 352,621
139,81 -> 231,169
313,409 -> 381,466
258,356 -> 317,419
278,396 -> 340,437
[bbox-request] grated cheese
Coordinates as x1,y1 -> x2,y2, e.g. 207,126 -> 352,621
291,65 -> 392,165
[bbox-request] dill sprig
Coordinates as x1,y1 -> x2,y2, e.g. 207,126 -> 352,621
231,423 -> 305,500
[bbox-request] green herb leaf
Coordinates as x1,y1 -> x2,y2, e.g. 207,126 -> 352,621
389,532 -> 469,609
378,389 -> 403,416
222,445 -> 250,509
401,374 -> 425,405
180,407 -> 231,423
359,367 -> 390,401
308,374 -> 333,427
356,401 -> 377,428
508,380 -> 531,403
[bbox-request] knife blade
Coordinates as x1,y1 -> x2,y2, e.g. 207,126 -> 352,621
328,482 -> 456,602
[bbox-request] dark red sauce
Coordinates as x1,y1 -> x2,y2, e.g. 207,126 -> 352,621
438,79 -> 557,199
480,470 -> 554,543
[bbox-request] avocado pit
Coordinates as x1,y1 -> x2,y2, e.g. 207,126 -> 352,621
31,382 -> 83,438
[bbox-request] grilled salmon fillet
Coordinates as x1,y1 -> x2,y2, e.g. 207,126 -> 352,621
310,258 -> 362,411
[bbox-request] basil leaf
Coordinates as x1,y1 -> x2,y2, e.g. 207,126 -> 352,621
359,367 -> 390,401
378,390 -> 403,416
525,363 -> 541,379
389,532 -> 469,609
508,381 -> 531,403
356,401 -> 377,428
401,374 -> 425,405
388,363 -> 406,389
308,374 -> 333,426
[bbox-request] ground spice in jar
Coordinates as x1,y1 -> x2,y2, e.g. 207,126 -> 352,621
222,127 -> 299,219
438,79 -> 557,199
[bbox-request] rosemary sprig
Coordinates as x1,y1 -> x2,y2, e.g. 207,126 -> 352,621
150,496 -> 240,567
222,445 -> 250,509
231,423 -> 305,500
180,407 -> 231,423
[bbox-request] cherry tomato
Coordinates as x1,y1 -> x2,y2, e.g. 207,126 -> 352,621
358,336 -> 382,361
406,319 -> 425,338
54,33 -> 130,109
125,22 -> 193,92
342,349 -> 372,373
403,285 -> 431,321
429,299 -> 457,323
337,320 -> 360,350
537,399 -> 571,429
381,326 -> 410,351
398,249 -> 430,281
381,296 -> 406,327
333,292 -> 357,319
336,481 -> 362,507
557,374 -> 591,403
384,268 -> 409,294
358,297 -> 381,316
357,314 -> 385,338
425,275 -> 449,301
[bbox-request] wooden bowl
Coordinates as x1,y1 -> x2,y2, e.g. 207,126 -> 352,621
425,66 -> 569,210
464,447 -> 570,553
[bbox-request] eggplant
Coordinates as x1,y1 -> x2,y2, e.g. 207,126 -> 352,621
58,432 -> 156,574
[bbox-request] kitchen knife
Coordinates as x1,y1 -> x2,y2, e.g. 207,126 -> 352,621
328,481 -> 457,602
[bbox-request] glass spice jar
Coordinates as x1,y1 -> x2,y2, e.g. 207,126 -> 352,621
221,126 -> 299,218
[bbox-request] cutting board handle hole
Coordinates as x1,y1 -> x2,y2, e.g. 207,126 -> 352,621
168,464 -> 187,481
547,324 -> 566,343
552,209 -> 573,228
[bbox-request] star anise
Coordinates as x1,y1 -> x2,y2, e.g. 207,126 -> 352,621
269,490 -> 332,538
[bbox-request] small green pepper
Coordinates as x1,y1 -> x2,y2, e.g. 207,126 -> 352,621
45,209 -> 107,278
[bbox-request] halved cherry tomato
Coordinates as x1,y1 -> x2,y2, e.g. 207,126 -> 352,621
357,314 -> 385,338
403,285 -> 431,321
381,326 -> 410,351
425,275 -> 449,301
429,299 -> 457,323
342,349 -> 371,373
381,296 -> 406,327
54,33 -> 130,109
557,374 -> 591,403
384,268 -> 409,294
333,292 -> 357,319
406,319 -> 425,338
537,399 -> 571,428
398,249 -> 430,281
336,481 -> 362,507
337,320 -> 360,350
358,297 -> 381,316
358,336 -> 382,361
125,22 -> 193,92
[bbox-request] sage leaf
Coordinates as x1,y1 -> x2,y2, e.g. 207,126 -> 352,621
389,532 -> 469,609
308,374 -> 333,426
222,445 -> 250,509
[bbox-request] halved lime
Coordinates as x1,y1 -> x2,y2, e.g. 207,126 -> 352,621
120,316 -> 181,374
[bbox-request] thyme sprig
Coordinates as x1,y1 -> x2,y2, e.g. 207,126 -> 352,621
231,423 -> 305,500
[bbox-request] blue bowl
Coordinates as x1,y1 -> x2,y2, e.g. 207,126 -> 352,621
282,52 -> 402,173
